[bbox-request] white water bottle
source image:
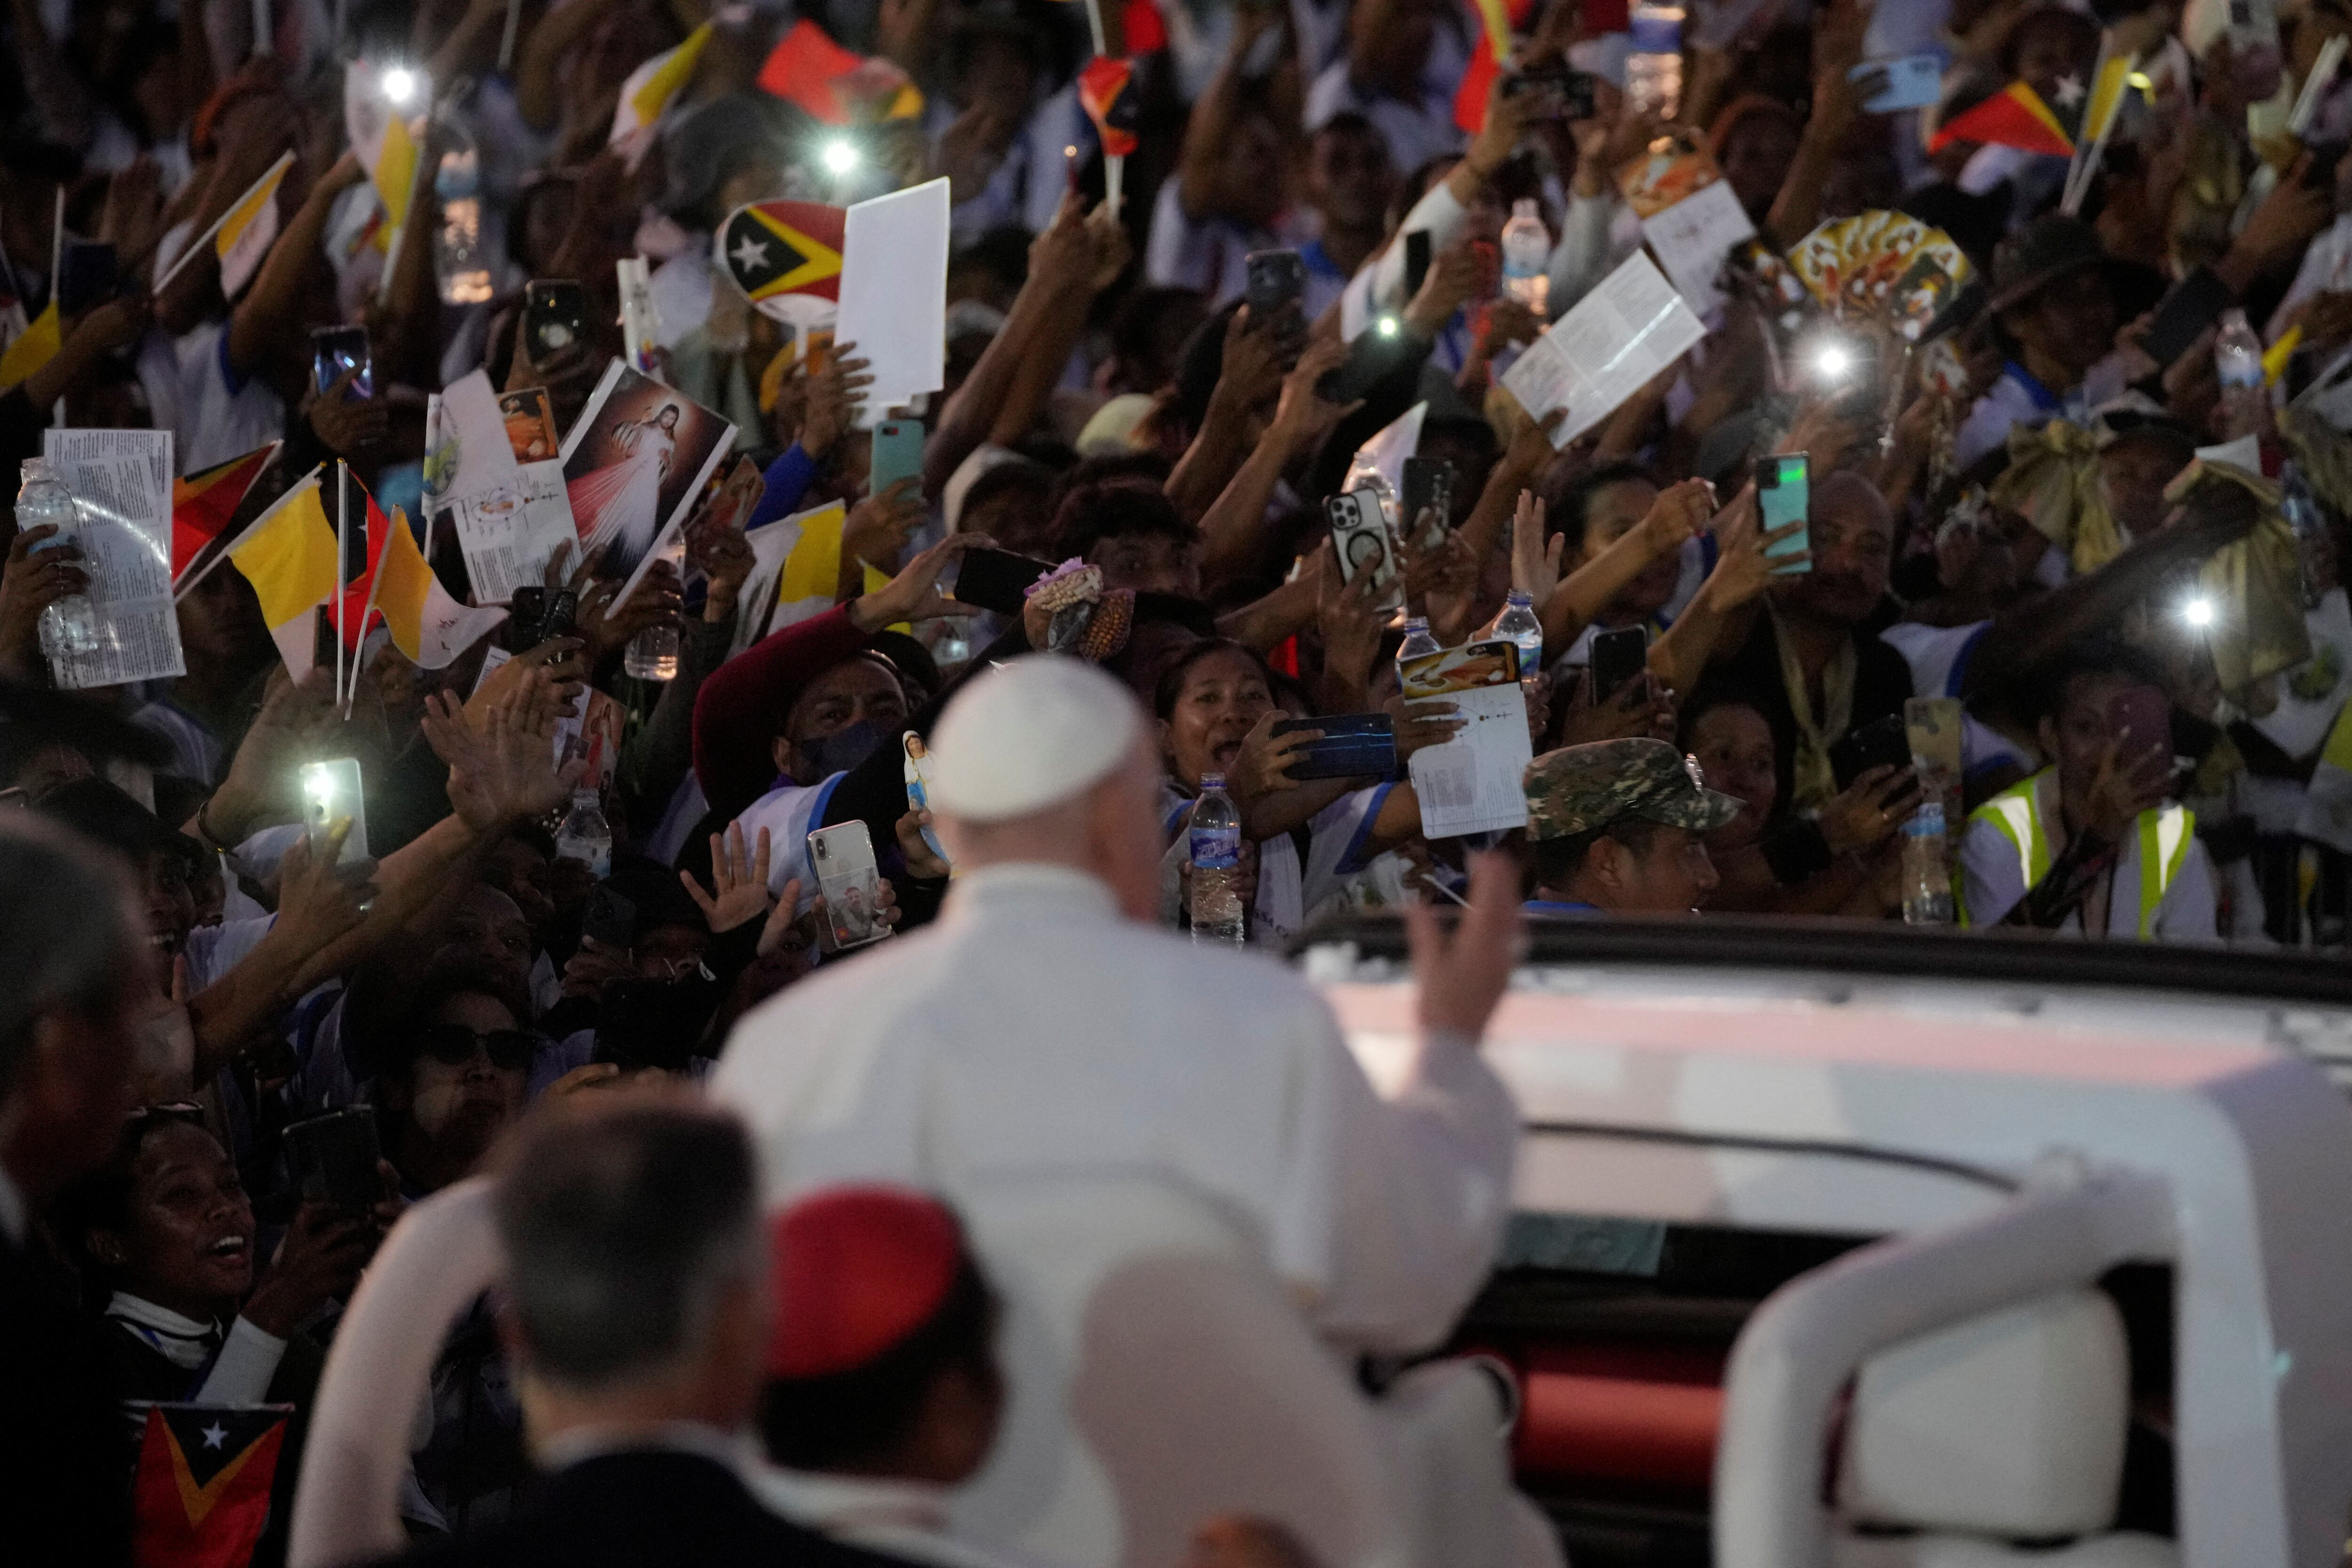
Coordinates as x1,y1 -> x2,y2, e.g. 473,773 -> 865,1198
1502,199 -> 1551,317
1900,801 -> 1955,926
1397,615 -> 1441,681
554,787 -> 613,879
17,458 -> 102,665
2214,308 -> 2267,439
1188,773 -> 1247,945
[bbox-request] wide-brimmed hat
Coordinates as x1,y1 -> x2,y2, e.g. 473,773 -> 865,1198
1986,214 -> 2163,319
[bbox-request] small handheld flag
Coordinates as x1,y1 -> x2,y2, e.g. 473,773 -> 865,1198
1078,57 -> 1140,158
172,441 -> 282,590
610,22 -> 714,161
717,201 -> 846,328
1929,79 -> 2078,158
757,19 -> 923,125
215,151 -> 294,299
128,1401 -> 291,1568
228,470 -> 337,679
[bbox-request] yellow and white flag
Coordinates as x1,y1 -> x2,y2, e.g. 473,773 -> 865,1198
610,23 -> 713,158
229,472 -> 338,679
731,499 -> 847,653
357,508 -> 509,668
344,61 -> 422,253
216,151 -> 294,299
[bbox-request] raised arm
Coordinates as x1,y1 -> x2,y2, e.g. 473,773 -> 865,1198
226,151 -> 366,379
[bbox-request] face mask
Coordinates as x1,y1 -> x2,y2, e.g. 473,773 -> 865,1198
798,719 -> 889,780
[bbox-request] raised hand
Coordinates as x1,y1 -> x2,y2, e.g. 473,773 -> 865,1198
681,822 -> 777,934
425,684 -> 576,833
1403,850 -> 1524,1043
800,345 -> 872,461
843,476 -> 926,573
0,524 -> 88,677
1510,490 -> 1565,602
850,532 -> 992,630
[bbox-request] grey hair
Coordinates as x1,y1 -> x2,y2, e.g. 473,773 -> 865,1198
0,813 -> 143,1098
493,1100 -> 763,1388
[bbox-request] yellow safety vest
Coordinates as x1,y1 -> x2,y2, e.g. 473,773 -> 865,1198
1959,768 -> 2194,939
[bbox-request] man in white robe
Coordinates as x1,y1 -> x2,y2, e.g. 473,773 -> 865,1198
711,655 -> 1532,1566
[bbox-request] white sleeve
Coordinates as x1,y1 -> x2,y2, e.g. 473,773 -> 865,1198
194,1315 -> 289,1404
1352,180 -> 1469,332
1545,191 -> 1621,315
2154,836 -> 2222,945
1277,999 -> 1519,1354
1959,813 -> 2026,929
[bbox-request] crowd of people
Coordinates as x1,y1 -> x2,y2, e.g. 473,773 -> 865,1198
9,0 -> 2352,1561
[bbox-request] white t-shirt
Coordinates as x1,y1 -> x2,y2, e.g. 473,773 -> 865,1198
1876,619 -> 2037,782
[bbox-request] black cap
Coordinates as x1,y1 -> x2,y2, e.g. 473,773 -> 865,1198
35,777 -> 202,869
1988,214 -> 2162,318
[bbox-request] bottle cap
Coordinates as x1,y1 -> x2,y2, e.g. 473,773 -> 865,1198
1200,772 -> 1225,790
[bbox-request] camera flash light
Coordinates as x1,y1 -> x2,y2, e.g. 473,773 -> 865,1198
822,140 -> 860,175
381,67 -> 418,105
2182,596 -> 2216,629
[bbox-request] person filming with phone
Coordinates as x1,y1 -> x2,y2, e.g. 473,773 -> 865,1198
1958,644 -> 2215,941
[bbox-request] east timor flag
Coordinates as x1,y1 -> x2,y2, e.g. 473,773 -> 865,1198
1929,79 -> 2075,157
1078,57 -> 1139,158
720,201 -> 845,307
172,441 -> 281,589
129,1401 -> 291,1568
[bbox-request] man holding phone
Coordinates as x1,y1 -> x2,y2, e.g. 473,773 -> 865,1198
1957,646 -> 2214,941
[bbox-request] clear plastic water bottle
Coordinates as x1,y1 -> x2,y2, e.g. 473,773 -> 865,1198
1627,2 -> 1686,120
432,115 -> 493,305
1188,772 -> 1247,945
1490,589 -> 1544,677
1397,615 -> 1441,677
554,787 -> 613,879
1501,199 -> 1551,317
1900,801 -> 1955,926
16,458 -> 102,664
623,531 -> 685,681
2214,308 -> 2268,440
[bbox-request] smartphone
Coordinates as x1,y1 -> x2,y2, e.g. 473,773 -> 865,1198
1853,53 -> 1943,112
1326,489 -> 1401,607
953,547 -> 1056,615
870,419 -> 925,501
310,325 -> 373,400
2108,685 -> 2173,770
592,977 -> 708,1073
581,884 -> 636,948
541,585 -> 578,638
1403,230 -> 1433,301
1829,713 -> 1912,791
1272,713 -> 1398,781
809,821 -> 890,951
1244,249 -> 1307,318
1589,626 -> 1650,705
1756,454 -> 1810,575
57,240 -> 119,316
506,586 -> 548,650
903,733 -> 949,865
524,279 -> 588,360
1402,457 -> 1455,550
300,758 -> 369,866
2142,267 -> 2234,370
280,1108 -> 382,1213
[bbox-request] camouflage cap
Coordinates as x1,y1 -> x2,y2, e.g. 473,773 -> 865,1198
1523,738 -> 1746,840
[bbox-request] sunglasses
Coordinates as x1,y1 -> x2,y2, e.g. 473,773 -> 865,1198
417,1025 -> 535,1072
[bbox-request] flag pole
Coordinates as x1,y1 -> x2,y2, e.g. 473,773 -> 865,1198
49,185 -> 64,426
251,0 -> 270,57
2061,52 -> 2137,217
335,461 -> 348,716
2060,32 -> 2112,214
497,0 -> 522,72
153,152 -> 295,294
1080,0 -> 1123,221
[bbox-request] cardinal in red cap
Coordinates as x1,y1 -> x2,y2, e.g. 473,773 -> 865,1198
748,1187 -> 1010,1562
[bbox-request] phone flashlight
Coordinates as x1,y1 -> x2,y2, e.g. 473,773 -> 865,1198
300,758 -> 370,866
381,67 -> 420,105
1811,338 -> 1855,382
2181,594 -> 2217,629
822,139 -> 860,175
1375,315 -> 1401,339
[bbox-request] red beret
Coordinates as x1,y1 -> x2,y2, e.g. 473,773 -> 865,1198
767,1186 -> 964,1380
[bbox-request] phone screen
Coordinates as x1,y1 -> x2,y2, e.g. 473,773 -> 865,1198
524,279 -> 588,359
808,821 -> 890,951
310,326 -> 374,400
300,758 -> 369,865
1756,454 -> 1810,575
